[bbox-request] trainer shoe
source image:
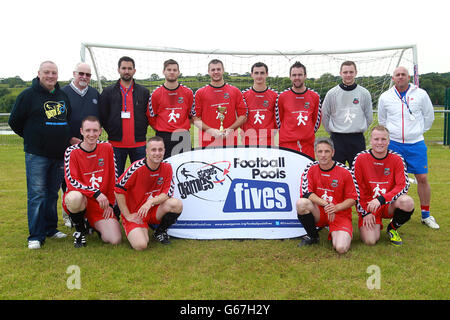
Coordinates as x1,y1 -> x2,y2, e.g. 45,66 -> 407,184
28,240 -> 41,250
73,232 -> 87,248
50,231 -> 67,239
298,235 -> 319,247
387,229 -> 403,246
64,218 -> 73,228
153,231 -> 171,245
421,216 -> 440,229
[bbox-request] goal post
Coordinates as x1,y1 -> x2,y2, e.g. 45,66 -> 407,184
80,42 -> 418,107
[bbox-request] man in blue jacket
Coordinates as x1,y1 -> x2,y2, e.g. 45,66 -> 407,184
9,61 -> 72,249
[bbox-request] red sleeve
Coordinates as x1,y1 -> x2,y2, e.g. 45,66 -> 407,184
193,88 -> 203,118
65,147 -> 98,199
186,88 -> 194,118
382,154 -> 409,203
115,163 -> 138,195
234,88 -> 248,117
343,168 -> 358,201
148,91 -> 158,129
275,93 -> 283,129
300,162 -> 316,198
352,154 -> 371,216
160,164 -> 173,195
313,92 -> 322,133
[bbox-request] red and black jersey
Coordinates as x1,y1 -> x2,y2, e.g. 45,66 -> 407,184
352,149 -> 409,217
64,141 -> 117,204
300,161 -> 357,217
242,87 -> 278,137
276,88 -> 321,144
192,83 -> 247,144
149,84 -> 193,132
114,159 -> 174,214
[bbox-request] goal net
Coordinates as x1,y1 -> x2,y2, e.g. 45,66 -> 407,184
81,43 -> 418,109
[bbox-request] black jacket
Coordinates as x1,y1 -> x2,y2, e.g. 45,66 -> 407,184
8,77 -> 71,159
98,80 -> 150,143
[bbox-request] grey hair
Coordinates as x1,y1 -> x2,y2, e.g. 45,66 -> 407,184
314,137 -> 334,151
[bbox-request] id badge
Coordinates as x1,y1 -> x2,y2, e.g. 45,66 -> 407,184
121,111 -> 131,119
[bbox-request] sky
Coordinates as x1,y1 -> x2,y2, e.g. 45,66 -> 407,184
1,0 -> 449,81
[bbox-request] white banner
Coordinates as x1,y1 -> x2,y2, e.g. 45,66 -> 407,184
166,147 -> 312,239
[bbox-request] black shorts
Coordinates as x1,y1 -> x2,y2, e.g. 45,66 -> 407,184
155,130 -> 192,159
330,132 -> 366,167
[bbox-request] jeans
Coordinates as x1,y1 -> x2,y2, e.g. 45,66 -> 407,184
25,153 -> 64,243
113,146 -> 146,177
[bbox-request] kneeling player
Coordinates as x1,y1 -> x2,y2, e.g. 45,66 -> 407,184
296,137 -> 357,254
352,125 -> 414,246
114,136 -> 182,250
64,116 -> 122,248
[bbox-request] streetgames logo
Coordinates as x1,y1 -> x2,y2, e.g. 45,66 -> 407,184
44,101 -> 66,120
175,161 -> 232,201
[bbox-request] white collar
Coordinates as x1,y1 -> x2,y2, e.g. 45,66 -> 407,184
70,81 -> 89,97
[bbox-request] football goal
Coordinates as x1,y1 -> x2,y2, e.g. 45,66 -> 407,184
80,43 -> 418,106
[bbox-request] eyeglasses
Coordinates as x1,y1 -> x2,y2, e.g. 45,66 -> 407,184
77,71 -> 92,77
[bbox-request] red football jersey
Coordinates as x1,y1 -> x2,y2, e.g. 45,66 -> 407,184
352,150 -> 409,217
192,84 -> 248,146
149,84 -> 193,132
114,159 -> 174,215
64,141 -> 117,204
241,87 -> 278,145
300,161 -> 357,218
276,88 -> 322,144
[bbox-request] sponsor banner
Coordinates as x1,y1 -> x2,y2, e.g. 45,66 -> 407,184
166,147 -> 312,239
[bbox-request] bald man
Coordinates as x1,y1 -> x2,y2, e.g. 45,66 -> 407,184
378,66 -> 438,229
9,61 -> 72,249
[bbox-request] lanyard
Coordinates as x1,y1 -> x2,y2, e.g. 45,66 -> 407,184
120,83 -> 133,112
394,85 -> 412,115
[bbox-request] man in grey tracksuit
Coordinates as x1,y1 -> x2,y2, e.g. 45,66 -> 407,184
322,61 -> 373,167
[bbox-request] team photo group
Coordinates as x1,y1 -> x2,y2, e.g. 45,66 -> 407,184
8,55 -> 439,254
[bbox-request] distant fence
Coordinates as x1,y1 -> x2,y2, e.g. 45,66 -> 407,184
1,109 -> 449,146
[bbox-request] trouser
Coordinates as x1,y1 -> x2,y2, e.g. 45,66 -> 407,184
25,153 -> 64,243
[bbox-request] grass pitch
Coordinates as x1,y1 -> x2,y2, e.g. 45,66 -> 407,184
0,118 -> 449,301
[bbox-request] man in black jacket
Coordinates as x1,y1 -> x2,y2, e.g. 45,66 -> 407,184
9,61 -> 71,249
98,56 -> 151,176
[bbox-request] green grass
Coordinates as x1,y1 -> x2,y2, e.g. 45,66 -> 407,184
0,118 -> 449,300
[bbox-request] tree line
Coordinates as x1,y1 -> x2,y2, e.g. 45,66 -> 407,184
1,72 -> 449,113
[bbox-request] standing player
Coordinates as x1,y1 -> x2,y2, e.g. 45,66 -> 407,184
352,125 -> 415,246
63,116 -> 122,248
378,66 -> 438,229
192,59 -> 248,147
321,61 -> 373,167
149,59 -> 193,159
276,61 -> 321,159
297,137 -> 357,254
115,136 -> 182,250
241,62 -> 278,146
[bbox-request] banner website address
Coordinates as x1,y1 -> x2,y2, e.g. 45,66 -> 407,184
171,219 -> 302,229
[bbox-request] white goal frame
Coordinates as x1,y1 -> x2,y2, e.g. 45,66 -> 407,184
80,42 -> 418,96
